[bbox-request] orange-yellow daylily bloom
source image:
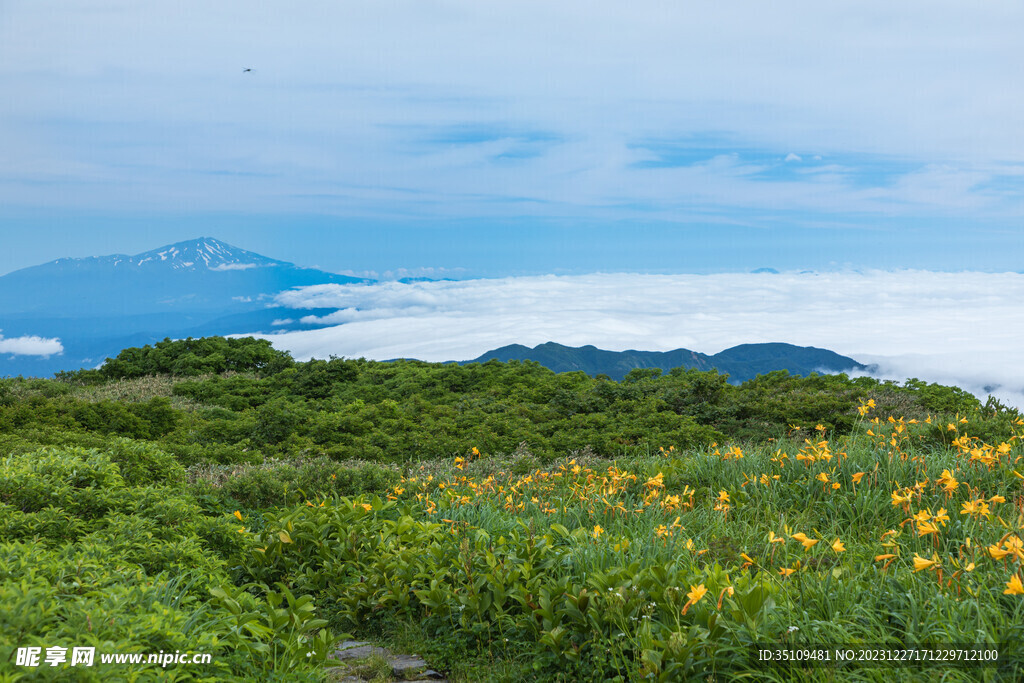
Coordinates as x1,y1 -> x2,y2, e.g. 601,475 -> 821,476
645,472 -> 665,489
875,554 -> 896,562
913,554 -> 940,572
1004,536 -> 1024,561
961,498 -> 990,517
989,544 -> 1012,560
593,525 -> 604,539
233,510 -> 243,521
792,533 -> 819,551
779,567 -> 796,577
831,539 -> 846,553
687,583 -> 708,604
851,472 -> 866,485
682,583 -> 708,614
892,489 -> 912,507
1005,574 -> 1024,595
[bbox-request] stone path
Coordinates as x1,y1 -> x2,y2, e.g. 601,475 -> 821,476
332,640 -> 447,682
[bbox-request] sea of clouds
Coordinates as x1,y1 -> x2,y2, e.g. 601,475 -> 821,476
247,271 -> 1024,408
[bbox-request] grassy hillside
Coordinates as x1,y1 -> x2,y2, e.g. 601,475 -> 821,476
2,336 -> 1023,681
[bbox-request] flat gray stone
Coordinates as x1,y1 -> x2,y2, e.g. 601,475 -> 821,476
333,640 -> 390,661
330,640 -> 445,680
391,654 -> 428,675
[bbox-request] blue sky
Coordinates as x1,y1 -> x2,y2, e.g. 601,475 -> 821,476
2,1 -> 1023,277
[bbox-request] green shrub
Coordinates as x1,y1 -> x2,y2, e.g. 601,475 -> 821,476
105,437 -> 186,486
98,336 -> 293,380
0,446 -> 125,518
214,458 -> 401,509
0,541 -> 338,681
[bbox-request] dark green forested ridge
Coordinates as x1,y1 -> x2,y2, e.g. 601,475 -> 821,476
16,335 -> 1016,468
462,340 -> 867,382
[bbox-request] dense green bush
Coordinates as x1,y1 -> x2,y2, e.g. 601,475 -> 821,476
105,437 -> 186,486
0,445 -> 340,680
76,336 -> 295,380
0,541 -> 338,681
201,457 -> 402,509
0,337 -> 999,466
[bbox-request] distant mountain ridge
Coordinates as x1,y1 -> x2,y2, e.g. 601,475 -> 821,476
463,341 -> 867,383
0,237 -> 367,377
0,237 -> 365,317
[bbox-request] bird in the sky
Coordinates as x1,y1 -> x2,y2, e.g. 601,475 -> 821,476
242,68 -> 252,73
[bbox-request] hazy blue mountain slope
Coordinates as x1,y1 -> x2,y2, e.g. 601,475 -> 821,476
0,237 -> 364,317
0,237 -> 367,377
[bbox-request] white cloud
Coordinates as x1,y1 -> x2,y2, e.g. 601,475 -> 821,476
0,334 -> 64,357
212,263 -> 260,271
241,271 -> 1024,405
784,153 -> 802,162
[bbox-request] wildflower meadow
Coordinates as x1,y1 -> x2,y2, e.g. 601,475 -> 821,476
3,337 -> 1024,681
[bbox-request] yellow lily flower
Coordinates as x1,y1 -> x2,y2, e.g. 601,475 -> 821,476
791,532 -> 819,551
912,554 -> 940,572
682,583 -> 708,614
989,544 -> 1012,560
1004,536 -> 1024,561
687,583 -> 708,604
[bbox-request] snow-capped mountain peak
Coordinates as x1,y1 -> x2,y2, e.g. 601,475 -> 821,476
128,237 -> 282,271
